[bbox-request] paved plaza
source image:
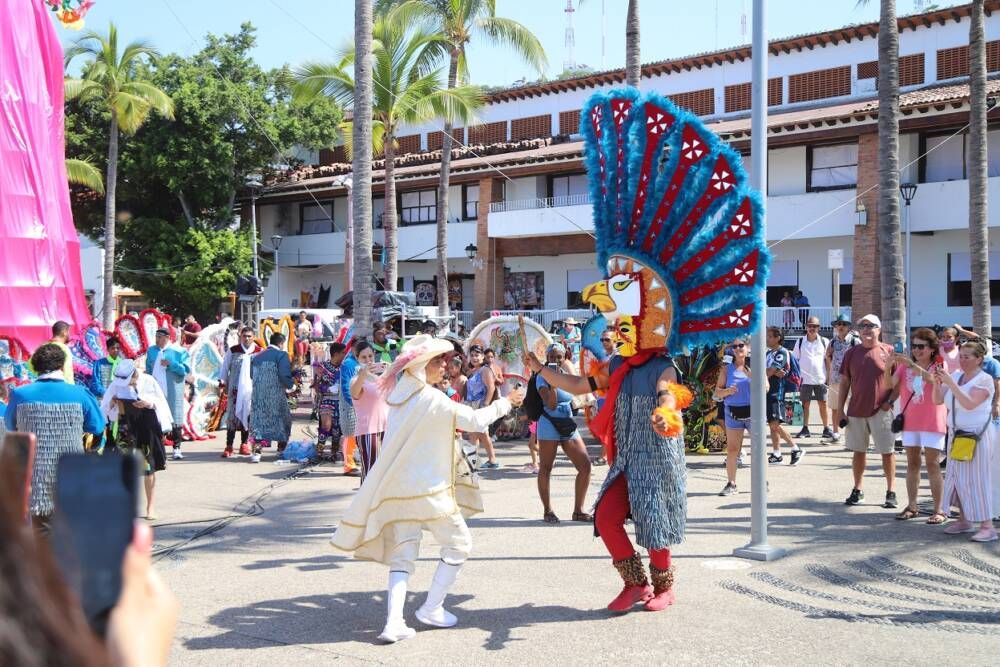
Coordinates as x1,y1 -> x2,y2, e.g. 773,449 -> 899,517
154,408 -> 1000,666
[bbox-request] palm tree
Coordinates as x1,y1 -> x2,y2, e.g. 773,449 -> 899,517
381,0 -> 547,319
65,23 -> 174,329
858,0 -> 904,345
294,9 -> 483,293
66,158 -> 105,194
968,0 -> 991,337
625,0 -> 640,87
353,0 -> 376,337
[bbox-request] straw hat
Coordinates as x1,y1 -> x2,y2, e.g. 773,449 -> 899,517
399,334 -> 454,373
562,317 -> 579,325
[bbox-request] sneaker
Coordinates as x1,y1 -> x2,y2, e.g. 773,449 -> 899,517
719,482 -> 738,497
480,460 -> 500,470
894,440 -> 904,454
821,427 -> 834,440
221,448 -> 234,459
790,448 -> 804,466
845,488 -> 864,505
882,491 -> 898,509
238,443 -> 251,456
795,427 -> 811,438
768,453 -> 783,464
250,453 -> 262,463
828,432 -> 841,443
172,449 -> 184,460
737,453 -> 747,469
970,527 -> 998,542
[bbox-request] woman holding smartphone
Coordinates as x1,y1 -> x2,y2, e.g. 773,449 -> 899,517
464,345 -> 499,469
350,341 -> 389,482
716,339 -> 752,497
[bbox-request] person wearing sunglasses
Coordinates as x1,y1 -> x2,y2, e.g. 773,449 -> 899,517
601,332 -> 616,358
883,328 -> 947,523
765,328 -> 804,465
825,314 -> 860,444
837,314 -> 898,508
715,339 -> 752,496
792,316 -> 833,440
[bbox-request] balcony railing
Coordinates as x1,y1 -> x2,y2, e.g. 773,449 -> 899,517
489,193 -> 592,213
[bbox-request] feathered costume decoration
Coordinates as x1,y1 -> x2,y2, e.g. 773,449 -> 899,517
579,89 -> 770,355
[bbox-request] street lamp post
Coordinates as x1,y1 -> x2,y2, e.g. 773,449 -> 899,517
245,175 -> 262,287
271,234 -> 283,308
900,183 -> 917,340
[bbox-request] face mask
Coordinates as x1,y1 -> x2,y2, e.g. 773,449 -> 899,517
941,340 -> 955,350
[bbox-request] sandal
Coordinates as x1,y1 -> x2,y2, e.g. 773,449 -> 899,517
572,511 -> 594,523
895,507 -> 919,520
543,511 -> 560,524
926,512 -> 948,525
591,456 -> 607,467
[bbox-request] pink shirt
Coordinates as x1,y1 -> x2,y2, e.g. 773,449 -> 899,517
894,365 -> 946,434
353,380 -> 388,435
941,347 -> 961,374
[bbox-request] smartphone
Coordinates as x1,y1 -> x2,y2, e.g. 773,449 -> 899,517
51,453 -> 138,636
371,362 -> 387,374
0,432 -> 36,520
722,354 -> 734,365
894,341 -> 904,354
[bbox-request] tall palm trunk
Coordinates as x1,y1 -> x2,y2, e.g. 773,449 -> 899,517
625,0 -> 640,88
382,133 -> 398,291
877,0 -> 904,346
353,0 -> 375,337
101,114 -> 119,329
435,49 -> 460,318
969,0 -> 991,337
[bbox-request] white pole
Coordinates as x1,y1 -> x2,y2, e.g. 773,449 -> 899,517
833,267 -> 841,317
734,0 -> 786,562
250,193 -> 259,284
343,177 -> 354,296
905,201 -> 911,338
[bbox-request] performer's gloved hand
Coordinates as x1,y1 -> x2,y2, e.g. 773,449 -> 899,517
507,387 -> 526,407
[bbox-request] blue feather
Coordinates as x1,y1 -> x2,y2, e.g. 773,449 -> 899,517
581,314 -> 610,361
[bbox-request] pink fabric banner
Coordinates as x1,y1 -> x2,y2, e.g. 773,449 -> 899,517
0,0 -> 92,352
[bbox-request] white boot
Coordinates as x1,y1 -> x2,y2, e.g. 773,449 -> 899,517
415,561 -> 461,628
377,571 -> 416,643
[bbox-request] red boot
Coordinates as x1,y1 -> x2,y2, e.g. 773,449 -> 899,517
238,442 -> 251,456
608,553 -> 652,612
645,565 -> 675,611
221,447 -> 234,458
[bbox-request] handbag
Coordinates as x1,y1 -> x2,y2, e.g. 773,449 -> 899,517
542,412 -> 579,438
949,394 -> 990,462
890,392 -> 915,434
728,404 -> 751,420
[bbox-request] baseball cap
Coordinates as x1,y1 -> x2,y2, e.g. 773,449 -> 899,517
857,314 -> 881,328
832,313 -> 850,325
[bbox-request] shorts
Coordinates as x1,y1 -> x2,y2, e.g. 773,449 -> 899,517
844,410 -> 895,454
339,400 -> 357,437
901,431 -> 947,451
799,384 -> 828,402
766,396 -> 785,423
724,404 -> 751,430
536,413 -> 580,441
828,384 -> 843,412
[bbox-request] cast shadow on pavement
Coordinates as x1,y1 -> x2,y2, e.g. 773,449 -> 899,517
184,591 -> 605,652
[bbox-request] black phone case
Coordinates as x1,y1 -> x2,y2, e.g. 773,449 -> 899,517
52,453 -> 138,636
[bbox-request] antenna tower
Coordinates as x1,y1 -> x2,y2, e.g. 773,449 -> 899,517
564,0 -> 576,72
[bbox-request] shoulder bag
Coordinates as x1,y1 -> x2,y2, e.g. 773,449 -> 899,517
949,393 -> 991,462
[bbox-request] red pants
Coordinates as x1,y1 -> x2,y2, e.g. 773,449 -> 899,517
595,475 -> 671,570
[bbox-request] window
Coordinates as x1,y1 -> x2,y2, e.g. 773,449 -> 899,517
947,252 -> 1000,307
462,184 -> 479,220
924,134 -> 965,182
808,143 -> 858,191
400,189 -> 436,225
299,202 -> 334,235
567,268 -> 603,308
766,259 -> 799,307
549,173 -> 589,202
373,196 -> 385,228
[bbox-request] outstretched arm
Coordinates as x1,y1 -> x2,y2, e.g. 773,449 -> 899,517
524,353 -> 604,395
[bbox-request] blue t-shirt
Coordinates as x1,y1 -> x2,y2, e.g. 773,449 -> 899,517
340,354 -> 360,407
535,372 -> 574,420
982,357 -> 1000,379
724,364 -> 752,407
766,347 -> 789,399
5,379 -> 105,435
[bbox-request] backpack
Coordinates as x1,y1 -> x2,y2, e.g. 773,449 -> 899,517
784,352 -> 803,394
523,372 -> 545,422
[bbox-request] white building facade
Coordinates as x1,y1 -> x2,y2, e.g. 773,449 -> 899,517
252,1 -> 1000,330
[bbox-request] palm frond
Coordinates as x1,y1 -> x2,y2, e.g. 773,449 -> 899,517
476,15 -> 547,74
65,158 -> 105,194
64,77 -> 103,102
120,81 -> 175,119
292,60 -> 355,107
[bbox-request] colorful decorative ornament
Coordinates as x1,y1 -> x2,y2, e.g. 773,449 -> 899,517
651,383 -> 694,437
580,89 -> 770,355
258,315 -> 296,360
45,0 -> 94,30
465,316 -> 552,387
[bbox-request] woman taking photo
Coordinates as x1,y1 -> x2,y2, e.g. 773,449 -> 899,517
933,341 -> 998,542
464,345 -> 499,469
534,343 -> 593,524
349,341 -> 388,482
885,328 -> 947,523
716,339 -> 752,497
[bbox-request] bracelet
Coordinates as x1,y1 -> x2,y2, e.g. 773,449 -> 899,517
587,376 -> 598,392
656,389 -> 671,399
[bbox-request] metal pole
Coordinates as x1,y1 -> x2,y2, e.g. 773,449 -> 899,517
343,178 -> 353,296
250,192 -> 259,284
904,201 -> 911,338
832,267 -> 841,318
734,0 -> 786,562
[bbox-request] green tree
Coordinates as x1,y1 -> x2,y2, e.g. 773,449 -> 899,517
294,7 -> 483,291
116,220 -> 254,319
380,0 -> 546,316
64,23 -> 175,329
65,158 -> 104,194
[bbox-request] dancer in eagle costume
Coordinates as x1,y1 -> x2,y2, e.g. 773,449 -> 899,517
525,88 -> 769,612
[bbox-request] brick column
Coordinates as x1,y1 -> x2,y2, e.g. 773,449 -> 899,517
852,132 -> 882,319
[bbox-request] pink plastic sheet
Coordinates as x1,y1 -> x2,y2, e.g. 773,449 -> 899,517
0,0 -> 92,351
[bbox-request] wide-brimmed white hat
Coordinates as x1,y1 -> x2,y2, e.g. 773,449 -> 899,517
562,317 -> 579,325
377,334 -> 454,394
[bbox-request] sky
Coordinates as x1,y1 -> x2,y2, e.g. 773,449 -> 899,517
60,0 -> 964,88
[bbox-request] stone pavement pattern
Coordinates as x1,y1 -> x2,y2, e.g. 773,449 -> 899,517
153,411 -> 1000,666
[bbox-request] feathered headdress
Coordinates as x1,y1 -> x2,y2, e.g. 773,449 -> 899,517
579,89 -> 770,355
